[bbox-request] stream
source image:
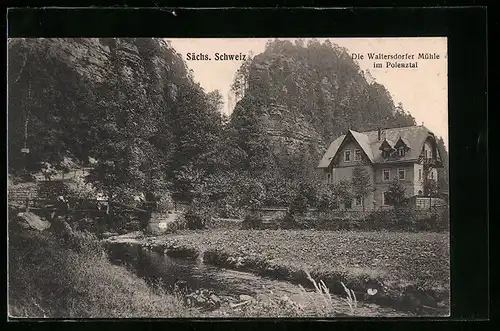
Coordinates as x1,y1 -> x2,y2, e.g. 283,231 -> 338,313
105,242 -> 409,317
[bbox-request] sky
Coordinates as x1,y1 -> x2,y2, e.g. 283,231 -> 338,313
168,38 -> 448,149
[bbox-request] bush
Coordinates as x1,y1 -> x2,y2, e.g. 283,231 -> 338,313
162,214 -> 188,234
214,203 -> 244,219
394,207 -> 421,228
120,214 -> 143,233
278,213 -> 303,229
366,207 -> 449,231
366,209 -> 398,230
8,230 -> 189,318
241,214 -> 262,230
69,216 -> 93,233
205,218 -> 242,230
184,205 -> 211,230
415,216 -> 435,231
436,207 -> 450,231
37,181 -> 70,199
64,230 -> 104,256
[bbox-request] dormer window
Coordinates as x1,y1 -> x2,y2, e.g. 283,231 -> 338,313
394,137 -> 410,158
379,139 -> 394,158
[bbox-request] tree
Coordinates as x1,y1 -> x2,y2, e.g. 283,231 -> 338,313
207,89 -> 224,113
423,177 -> 439,210
229,98 -> 274,173
423,175 -> 438,196
385,180 -> 407,208
226,38 -> 416,202
8,39 -> 98,175
351,166 -> 372,212
85,44 -> 159,204
332,179 -> 354,209
317,183 -> 339,214
289,181 -> 318,215
230,52 -> 253,100
436,136 -> 449,193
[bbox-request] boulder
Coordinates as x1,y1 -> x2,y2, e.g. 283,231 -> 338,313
15,212 -> 51,231
239,294 -> 254,302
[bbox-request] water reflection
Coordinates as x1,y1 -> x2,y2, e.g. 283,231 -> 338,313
106,242 -> 408,317
106,242 -> 305,297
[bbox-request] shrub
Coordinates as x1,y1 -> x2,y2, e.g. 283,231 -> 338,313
289,194 -> 309,216
394,207 -> 421,229
436,207 -> 450,231
155,195 -> 173,213
120,214 -> 143,233
64,230 -> 104,256
205,217 -> 242,230
241,214 -> 262,230
214,203 -> 244,219
71,216 -> 100,233
8,230 -> 189,318
366,207 -> 449,231
366,209 -> 398,230
279,213 -> 297,229
415,216 -> 435,231
37,181 -> 70,199
278,213 -> 304,230
163,214 -> 189,233
184,205 -> 211,230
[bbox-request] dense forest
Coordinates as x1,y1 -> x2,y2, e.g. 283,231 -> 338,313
8,38 -> 449,220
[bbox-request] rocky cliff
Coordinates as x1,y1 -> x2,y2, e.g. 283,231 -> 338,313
230,39 -> 416,165
8,38 -> 195,171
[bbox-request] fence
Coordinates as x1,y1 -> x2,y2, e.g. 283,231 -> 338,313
250,205 -> 447,220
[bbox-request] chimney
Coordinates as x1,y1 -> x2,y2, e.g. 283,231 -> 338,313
378,127 -> 381,141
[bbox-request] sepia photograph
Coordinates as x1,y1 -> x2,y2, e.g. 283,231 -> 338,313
7,37 -> 449,318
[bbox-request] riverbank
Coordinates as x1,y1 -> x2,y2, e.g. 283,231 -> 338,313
8,230 -> 191,318
106,241 -> 408,317
136,229 -> 450,316
9,228 -> 397,318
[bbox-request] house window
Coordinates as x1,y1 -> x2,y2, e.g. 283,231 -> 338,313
344,200 -> 352,209
354,149 -> 362,161
327,173 -> 331,183
344,150 -> 351,162
354,197 -> 363,206
416,198 -> 425,209
418,190 -> 423,196
430,171 -> 435,180
383,169 -> 390,181
382,192 -> 388,206
418,169 -> 422,181
398,168 -> 406,180
398,147 -> 405,157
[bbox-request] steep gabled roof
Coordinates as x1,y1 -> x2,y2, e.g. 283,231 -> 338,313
379,139 -> 394,150
364,126 -> 434,163
317,130 -> 374,168
317,134 -> 345,168
317,125 -> 436,168
349,130 -> 375,162
394,137 -> 411,149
